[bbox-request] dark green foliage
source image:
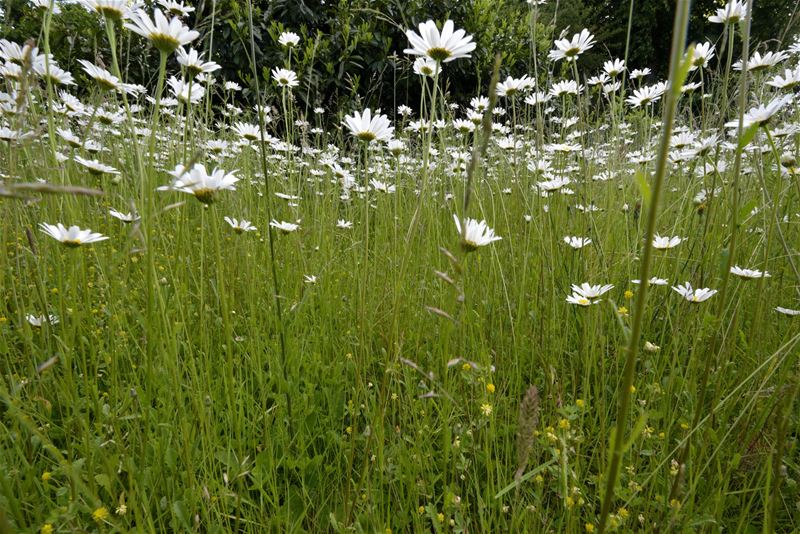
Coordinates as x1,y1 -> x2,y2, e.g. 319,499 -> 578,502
2,0 -> 798,114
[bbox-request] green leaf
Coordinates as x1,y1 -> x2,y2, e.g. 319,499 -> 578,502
94,474 -> 112,493
493,459 -> 556,499
623,412 -> 649,452
635,170 -> 652,206
172,500 -> 191,530
672,44 -> 695,98
718,248 -> 730,279
737,197 -> 759,225
737,123 -> 760,150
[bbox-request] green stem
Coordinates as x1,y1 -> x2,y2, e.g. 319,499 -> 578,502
597,1 -> 691,531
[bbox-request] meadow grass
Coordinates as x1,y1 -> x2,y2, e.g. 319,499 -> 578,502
1,1 -> 800,532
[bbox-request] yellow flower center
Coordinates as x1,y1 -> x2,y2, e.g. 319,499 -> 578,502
426,48 -> 450,62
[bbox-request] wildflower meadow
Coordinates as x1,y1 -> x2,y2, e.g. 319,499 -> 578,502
1,0 -> 799,531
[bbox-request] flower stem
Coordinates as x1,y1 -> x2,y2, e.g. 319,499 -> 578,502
597,0 -> 691,530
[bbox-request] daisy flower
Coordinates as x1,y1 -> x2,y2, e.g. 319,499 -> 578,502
278,31 -> 300,48
689,42 -> 715,70
77,60 -> 123,91
157,0 -> 193,17
727,95 -> 793,128
26,314 -> 59,326
571,283 -> 614,300
672,283 -> 717,302
224,217 -> 257,233
733,51 -> 788,72
125,8 -> 199,54
603,58 -> 625,77
652,235 -> 683,249
404,19 -> 476,63
168,76 -> 205,104
176,47 -> 220,77
496,75 -> 535,97
708,0 -> 747,23
109,209 -> 139,223
548,29 -> 596,62
730,265 -> 770,279
767,66 -> 800,90
626,82 -> 667,108
387,139 -> 405,155
564,236 -> 592,249
232,122 -> 261,141
270,220 -> 300,233
74,156 -> 120,176
343,108 -> 393,143
453,214 -> 502,251
370,179 -> 396,193
163,163 -> 239,204
336,219 -> 353,229
34,63 -> 75,86
413,57 -> 439,76
271,68 -> 299,89
632,277 -> 669,286
566,293 -> 600,306
39,223 -> 109,247
80,0 -> 135,21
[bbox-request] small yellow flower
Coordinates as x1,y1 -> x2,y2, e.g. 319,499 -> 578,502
534,474 -> 544,484
437,512 -> 445,523
680,422 -> 689,430
92,506 -> 109,523
41,471 -> 52,482
618,507 -> 629,519
617,306 -> 628,316
462,362 -> 471,371
624,290 -> 634,300
566,496 -> 575,508
41,524 -> 54,534
585,523 -> 595,533
345,426 -> 353,435
670,498 -> 681,509
558,418 -> 570,430
480,403 -> 493,416
629,385 -> 636,393
576,399 -> 585,408
486,383 -> 495,394
418,505 -> 425,515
